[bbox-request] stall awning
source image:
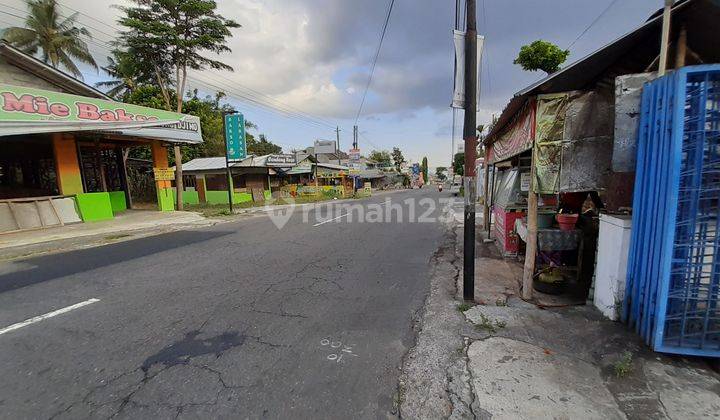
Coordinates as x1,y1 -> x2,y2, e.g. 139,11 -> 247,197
487,99 -> 535,164
0,84 -> 202,144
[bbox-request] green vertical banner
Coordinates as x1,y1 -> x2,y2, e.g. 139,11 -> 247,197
225,113 -> 246,161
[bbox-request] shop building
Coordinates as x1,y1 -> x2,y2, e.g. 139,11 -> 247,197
0,42 -> 202,233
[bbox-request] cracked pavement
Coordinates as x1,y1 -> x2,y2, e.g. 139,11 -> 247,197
0,189 -> 449,419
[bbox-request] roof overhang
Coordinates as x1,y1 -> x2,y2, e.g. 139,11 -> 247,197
0,41 -> 109,99
486,0 -> 719,144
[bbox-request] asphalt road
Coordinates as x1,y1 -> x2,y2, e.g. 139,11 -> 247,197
0,188 -> 453,419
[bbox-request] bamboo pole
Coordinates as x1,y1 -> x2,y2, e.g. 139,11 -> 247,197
521,149 -> 538,301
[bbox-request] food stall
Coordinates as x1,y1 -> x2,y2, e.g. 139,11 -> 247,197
485,91 -> 613,300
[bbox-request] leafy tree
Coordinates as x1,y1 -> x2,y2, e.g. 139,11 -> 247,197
453,152 -> 465,176
435,167 -> 447,181
369,150 -> 392,168
3,0 -> 97,78
124,86 -> 281,163
118,0 -> 240,209
96,50 -> 139,99
391,147 -> 406,172
248,134 -> 282,155
118,0 -> 240,113
421,157 -> 429,183
513,40 -> 569,74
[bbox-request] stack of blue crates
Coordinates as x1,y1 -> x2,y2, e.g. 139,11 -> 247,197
624,65 -> 720,357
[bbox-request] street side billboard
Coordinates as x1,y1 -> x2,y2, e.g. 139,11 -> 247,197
314,140 -> 336,154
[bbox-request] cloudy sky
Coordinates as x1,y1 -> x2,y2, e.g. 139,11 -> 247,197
1,0 -> 665,167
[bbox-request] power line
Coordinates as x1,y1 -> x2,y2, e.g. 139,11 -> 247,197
354,0 -> 395,124
2,0 -> 339,132
567,0 -> 620,51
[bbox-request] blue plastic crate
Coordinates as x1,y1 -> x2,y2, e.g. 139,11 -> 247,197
624,65 -> 720,357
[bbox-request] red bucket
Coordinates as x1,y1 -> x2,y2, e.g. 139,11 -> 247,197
555,213 -> 579,231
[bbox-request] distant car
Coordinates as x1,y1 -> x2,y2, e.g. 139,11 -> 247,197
450,176 -> 462,196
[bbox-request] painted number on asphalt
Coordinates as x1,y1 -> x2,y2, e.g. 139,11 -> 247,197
320,338 -> 358,363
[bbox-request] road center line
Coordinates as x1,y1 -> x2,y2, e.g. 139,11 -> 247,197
0,298 -> 100,336
313,201 -> 388,227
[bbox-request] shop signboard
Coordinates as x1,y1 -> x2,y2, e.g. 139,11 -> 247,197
349,148 -> 361,162
153,167 -> 176,181
266,154 -> 297,166
0,84 -> 202,143
225,113 -> 246,162
412,163 -> 421,175
314,140 -> 336,154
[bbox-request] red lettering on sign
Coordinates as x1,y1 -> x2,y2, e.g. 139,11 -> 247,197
99,110 -> 117,122
115,109 -> 134,122
34,97 -> 51,115
1,92 -> 35,113
77,102 -> 100,120
49,103 -> 70,117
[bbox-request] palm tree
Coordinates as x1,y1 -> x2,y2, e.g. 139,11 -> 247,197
2,0 -> 97,78
96,51 -> 138,99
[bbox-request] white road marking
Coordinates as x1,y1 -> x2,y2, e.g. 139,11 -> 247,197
0,298 -> 100,336
312,201 -> 388,227
313,212 -> 351,227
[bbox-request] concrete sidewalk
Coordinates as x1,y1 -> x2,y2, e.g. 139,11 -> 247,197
400,216 -> 720,419
0,210 -> 217,261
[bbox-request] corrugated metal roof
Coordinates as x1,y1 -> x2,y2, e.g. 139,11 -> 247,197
316,163 -> 349,170
180,156 -> 255,172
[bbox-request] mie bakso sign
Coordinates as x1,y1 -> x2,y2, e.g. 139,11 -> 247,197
0,84 -> 202,144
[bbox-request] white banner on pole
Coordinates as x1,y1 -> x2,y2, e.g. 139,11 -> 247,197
451,31 -> 485,109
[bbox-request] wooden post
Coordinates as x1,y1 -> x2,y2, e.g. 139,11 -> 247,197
658,0 -> 673,76
522,149 -> 538,301
483,147 -> 491,233
675,25 -> 687,68
174,145 -> 184,211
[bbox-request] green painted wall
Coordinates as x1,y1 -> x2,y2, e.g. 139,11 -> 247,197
157,188 -> 175,212
171,189 -> 200,205
205,190 -> 267,204
108,191 -> 127,213
206,190 -> 231,204
75,192 -> 114,222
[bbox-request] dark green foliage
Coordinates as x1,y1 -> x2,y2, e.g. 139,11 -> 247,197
435,167 -> 447,181
3,0 -> 97,78
369,150 -> 392,167
421,157 -> 428,183
514,40 -> 569,74
453,153 -> 465,176
391,147 -> 406,172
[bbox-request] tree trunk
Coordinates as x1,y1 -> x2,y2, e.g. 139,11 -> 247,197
173,65 -> 187,211
153,64 -> 172,111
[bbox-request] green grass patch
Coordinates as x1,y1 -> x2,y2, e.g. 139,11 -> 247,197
473,313 -> 507,334
103,234 -> 131,241
614,351 -> 634,378
457,302 -> 473,312
185,194 -> 358,218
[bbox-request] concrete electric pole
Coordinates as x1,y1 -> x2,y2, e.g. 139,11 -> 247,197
463,0 -> 477,302
336,126 -> 342,164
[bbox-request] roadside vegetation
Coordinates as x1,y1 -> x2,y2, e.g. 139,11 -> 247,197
186,194 -> 369,218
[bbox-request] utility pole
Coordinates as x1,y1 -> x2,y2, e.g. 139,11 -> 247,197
336,126 -> 342,165
462,0 -> 477,302
658,0 -> 673,76
353,125 -> 358,150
